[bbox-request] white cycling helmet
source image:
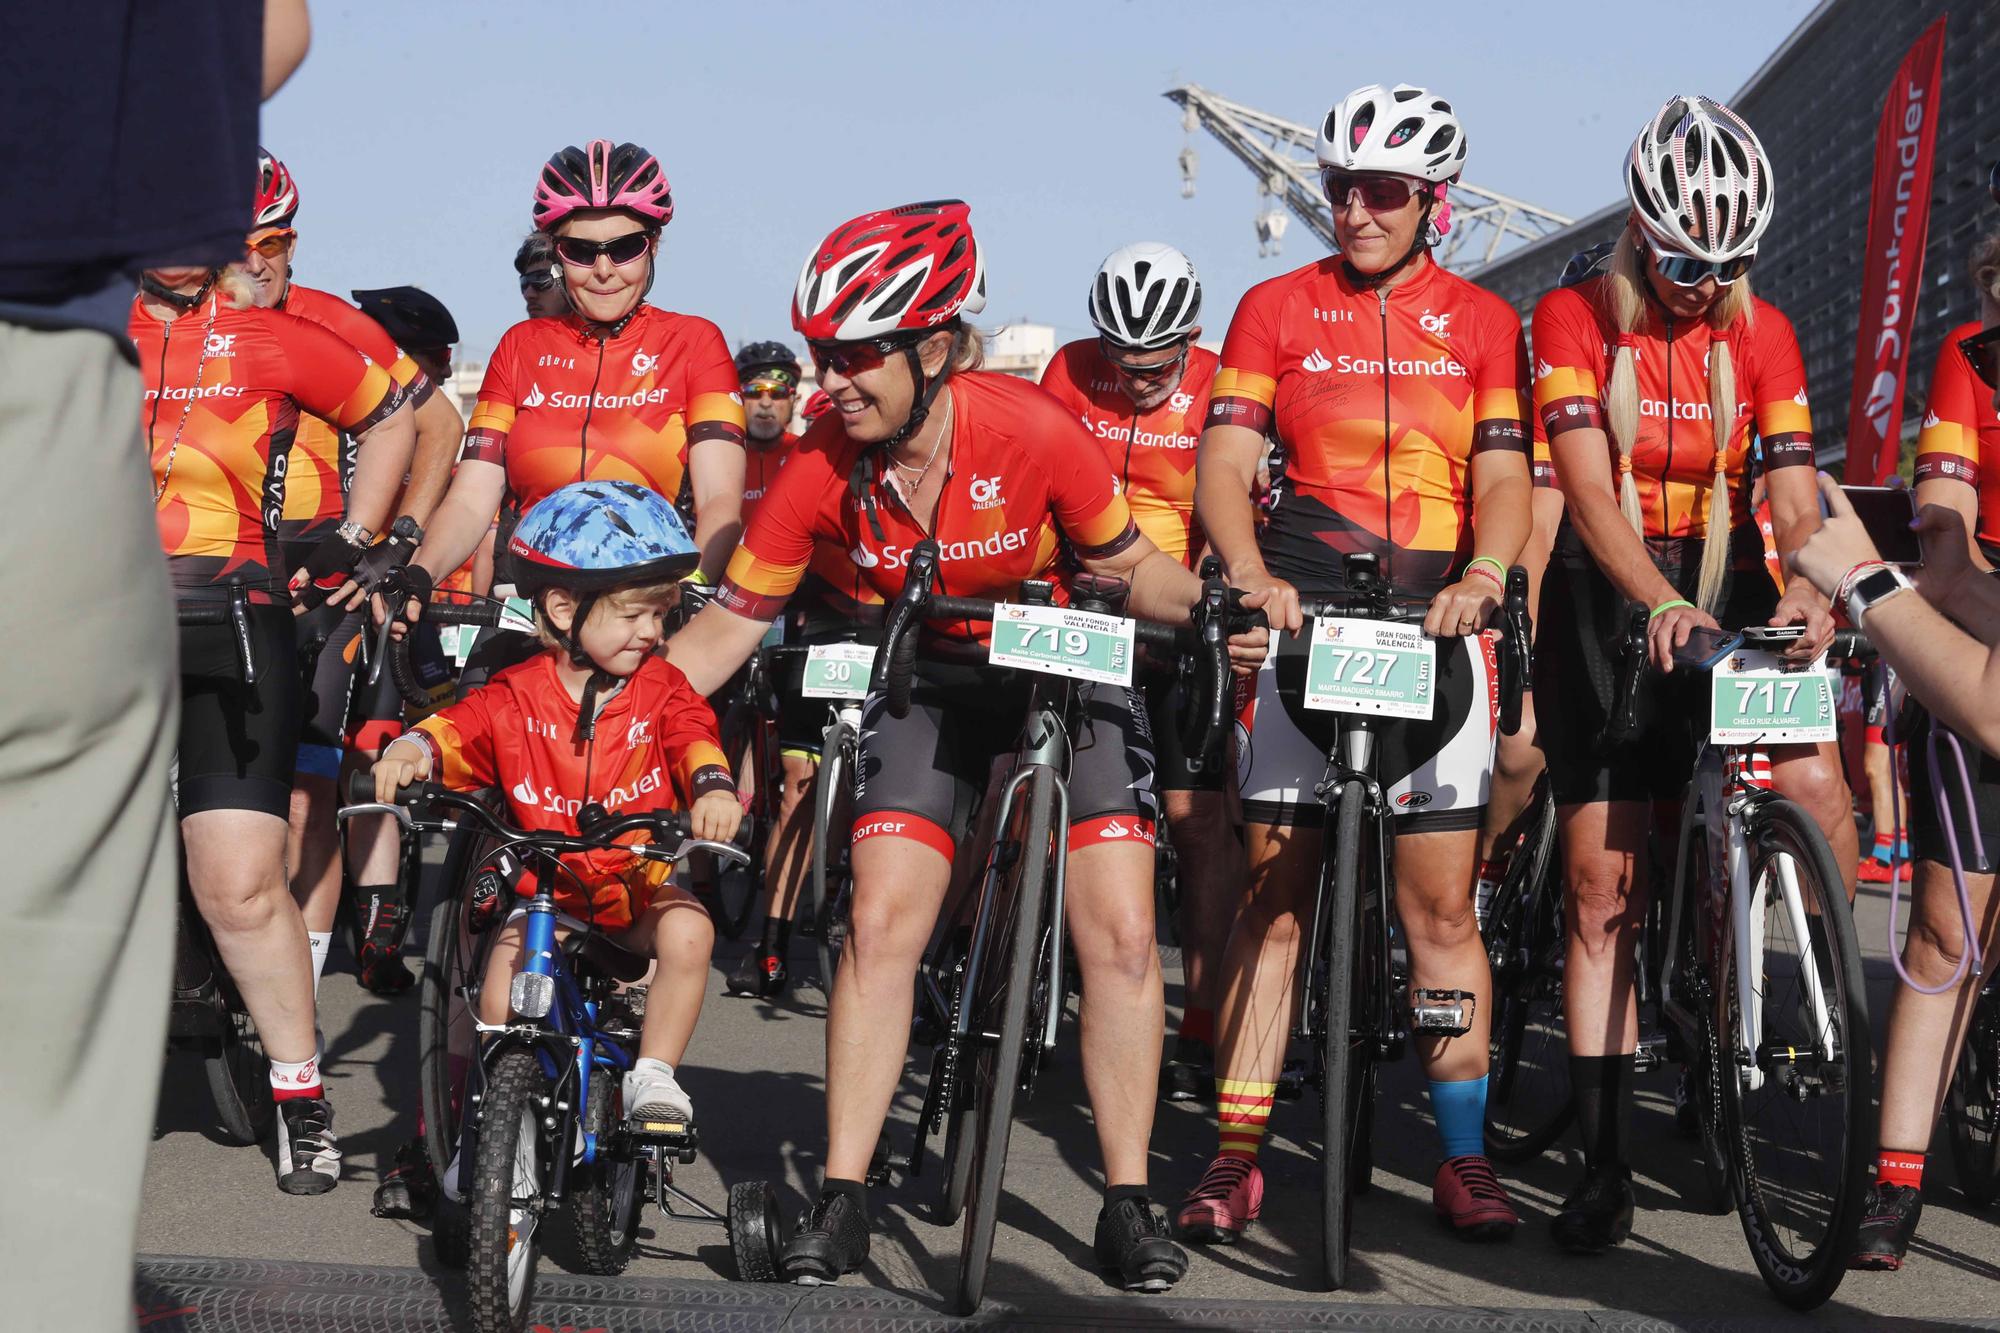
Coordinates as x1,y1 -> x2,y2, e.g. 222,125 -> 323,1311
1625,94 -> 1773,264
1088,242 -> 1201,349
1315,83 -> 1466,185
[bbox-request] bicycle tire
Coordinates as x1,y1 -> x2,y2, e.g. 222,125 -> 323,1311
1318,778 -> 1367,1292
468,1047 -> 548,1333
1946,984 -> 2000,1208
954,772 -> 1057,1317
1675,809 -> 1732,1215
727,1180 -> 785,1282
1717,798 -> 1872,1311
418,886 -> 471,1188
709,700 -> 765,941
566,1066 -> 643,1275
1483,787 -> 1572,1161
201,1008 -> 273,1147
809,733 -> 852,992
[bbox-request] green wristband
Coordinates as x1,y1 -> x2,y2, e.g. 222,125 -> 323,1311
1465,556 -> 1507,581
1649,598 -> 1695,621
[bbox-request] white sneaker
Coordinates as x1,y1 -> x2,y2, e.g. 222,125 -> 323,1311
623,1059 -> 693,1125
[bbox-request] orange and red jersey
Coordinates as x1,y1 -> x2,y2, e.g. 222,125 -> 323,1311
405,652 -> 733,930
1205,257 -> 1530,591
741,431 -> 799,533
1532,277 -> 1815,551
134,294 -> 401,596
718,371 -> 1140,646
462,305 -> 746,513
1038,339 -> 1217,566
275,283 -> 430,545
1914,319 -> 2000,551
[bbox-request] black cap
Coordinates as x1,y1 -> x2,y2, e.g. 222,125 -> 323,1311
350,286 -> 460,351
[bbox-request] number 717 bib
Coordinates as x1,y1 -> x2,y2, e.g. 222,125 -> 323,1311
1710,648 -> 1837,745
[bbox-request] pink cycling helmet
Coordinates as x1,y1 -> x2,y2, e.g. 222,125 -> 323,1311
532,140 -> 674,231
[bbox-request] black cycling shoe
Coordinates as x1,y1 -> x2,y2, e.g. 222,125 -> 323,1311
354,896 -> 416,996
725,949 -> 789,999
1159,1037 -> 1215,1104
1274,1056 -> 1307,1103
1093,1196 -> 1188,1293
781,1190 -> 870,1284
1849,1182 -> 1923,1271
371,1138 -> 437,1220
1551,1171 -> 1635,1254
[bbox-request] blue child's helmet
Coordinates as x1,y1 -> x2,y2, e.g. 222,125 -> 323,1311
508,479 -> 700,593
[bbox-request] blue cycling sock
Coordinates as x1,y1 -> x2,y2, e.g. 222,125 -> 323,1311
1428,1075 -> 1489,1160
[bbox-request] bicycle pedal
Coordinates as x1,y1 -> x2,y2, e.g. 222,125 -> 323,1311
1409,988 -> 1476,1038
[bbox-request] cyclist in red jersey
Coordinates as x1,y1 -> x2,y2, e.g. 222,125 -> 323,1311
1531,95 -> 1853,1252
405,140 -> 748,640
235,150 -> 465,998
1185,84 -> 1532,1249
1039,241 -> 1238,1105
665,201 -> 1267,1292
135,259 -> 415,1196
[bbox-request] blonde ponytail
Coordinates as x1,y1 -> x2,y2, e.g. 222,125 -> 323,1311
1693,280 -> 1754,614
1603,232 -> 1647,536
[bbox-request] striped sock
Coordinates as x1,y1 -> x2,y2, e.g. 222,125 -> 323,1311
1872,833 -> 1895,864
1216,1077 -> 1278,1160
1876,1150 -> 1925,1190
268,1055 -> 323,1102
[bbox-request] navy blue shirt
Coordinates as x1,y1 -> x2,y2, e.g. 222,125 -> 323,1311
0,1 -> 261,335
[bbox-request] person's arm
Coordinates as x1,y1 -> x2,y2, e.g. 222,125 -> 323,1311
411,459 -> 506,587
1196,422 -> 1299,630
1523,488 -> 1564,637
1763,462 -> 1834,662
262,0 -> 310,97
342,399 -> 415,536
1912,502 -> 2000,643
687,439 -> 745,580
1425,446 -> 1531,639
661,602 -> 775,697
393,390 -> 463,527
1076,532 -> 1268,674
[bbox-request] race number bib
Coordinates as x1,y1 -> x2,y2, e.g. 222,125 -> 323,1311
1303,618 -> 1437,720
1711,649 -> 1837,744
802,643 -> 873,700
986,603 -> 1135,687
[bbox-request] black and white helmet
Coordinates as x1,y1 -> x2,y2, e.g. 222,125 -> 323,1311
1088,242 -> 1201,350
1625,94 -> 1773,264
1315,83 -> 1467,185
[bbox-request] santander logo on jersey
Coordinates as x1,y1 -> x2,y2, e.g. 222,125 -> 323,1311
512,766 -> 667,819
523,383 -> 547,409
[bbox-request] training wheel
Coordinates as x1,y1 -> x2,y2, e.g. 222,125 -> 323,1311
728,1180 -> 786,1282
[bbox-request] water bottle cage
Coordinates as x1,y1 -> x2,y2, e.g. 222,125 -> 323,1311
1409,987 -> 1477,1037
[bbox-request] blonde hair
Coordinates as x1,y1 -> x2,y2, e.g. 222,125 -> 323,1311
1599,228 -> 1755,613
1970,230 -> 2000,317
218,268 -> 259,309
949,322 -> 985,373
531,580 -> 682,650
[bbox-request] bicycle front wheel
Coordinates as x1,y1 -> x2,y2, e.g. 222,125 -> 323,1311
954,771 -> 1057,1317
1717,798 -> 1873,1310
809,733 -> 852,993
468,1047 -> 550,1333
1947,984 -> 2000,1208
1318,777 -> 1368,1291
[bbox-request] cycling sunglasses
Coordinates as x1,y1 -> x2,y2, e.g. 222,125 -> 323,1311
518,268 -> 557,293
553,232 -> 652,268
1960,326 -> 2000,389
742,385 -> 795,401
245,229 -> 295,259
809,333 -> 928,378
1640,232 -> 1755,287
1320,169 -> 1421,212
1100,335 -> 1188,381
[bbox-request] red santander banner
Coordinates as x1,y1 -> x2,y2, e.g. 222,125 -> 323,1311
1845,16 -> 1948,483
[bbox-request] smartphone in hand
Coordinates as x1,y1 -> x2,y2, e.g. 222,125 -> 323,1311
1839,485 -> 1922,566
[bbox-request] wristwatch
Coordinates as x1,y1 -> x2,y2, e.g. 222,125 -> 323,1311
335,519 -> 373,546
1846,565 -> 1914,627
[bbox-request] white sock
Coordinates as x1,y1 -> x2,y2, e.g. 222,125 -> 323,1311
269,1054 -> 322,1097
307,931 -> 333,997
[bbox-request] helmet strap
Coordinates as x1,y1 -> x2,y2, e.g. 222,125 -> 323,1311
848,451 -> 888,543
142,270 -> 218,314
573,665 -> 620,743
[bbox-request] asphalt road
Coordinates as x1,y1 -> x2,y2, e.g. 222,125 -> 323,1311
142,874 -> 1999,1327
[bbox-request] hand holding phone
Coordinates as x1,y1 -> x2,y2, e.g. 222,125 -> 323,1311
1837,485 -> 1921,566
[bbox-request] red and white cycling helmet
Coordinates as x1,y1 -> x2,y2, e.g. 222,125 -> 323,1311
254,148 -> 300,229
532,140 -> 674,231
792,200 -> 986,343
1625,95 -> 1772,264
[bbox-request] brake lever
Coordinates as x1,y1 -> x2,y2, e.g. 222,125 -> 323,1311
336,801 -> 413,829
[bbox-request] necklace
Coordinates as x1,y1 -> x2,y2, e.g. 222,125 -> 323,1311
890,389 -> 953,497
150,293 -> 221,505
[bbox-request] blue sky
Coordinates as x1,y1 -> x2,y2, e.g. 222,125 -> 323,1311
264,0 -> 1819,360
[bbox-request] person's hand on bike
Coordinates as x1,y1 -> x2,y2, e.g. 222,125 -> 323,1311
1768,580 -> 1834,664
1650,599 -> 1722,674
290,526 -> 370,613
369,563 -> 435,642
1226,587 -> 1275,675
1787,472 -> 1883,603
372,737 -> 432,801
688,788 -> 741,844
1231,571 -> 1300,634
1913,501 -> 1978,606
1422,574 -> 1501,639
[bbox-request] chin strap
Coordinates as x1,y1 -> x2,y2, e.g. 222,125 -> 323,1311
844,335 -> 955,545
574,665 -> 619,743
141,269 -> 219,313
1342,190 -> 1439,291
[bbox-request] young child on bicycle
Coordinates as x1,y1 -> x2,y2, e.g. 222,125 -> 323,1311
372,479 -> 741,1127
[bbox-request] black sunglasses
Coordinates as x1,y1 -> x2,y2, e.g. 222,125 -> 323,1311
1099,335 -> 1189,380
1961,326 -> 2000,389
518,269 -> 556,293
809,333 -> 928,378
553,232 -> 652,268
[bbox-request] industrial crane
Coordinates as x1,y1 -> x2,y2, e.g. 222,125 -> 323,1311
1168,83 -> 1573,269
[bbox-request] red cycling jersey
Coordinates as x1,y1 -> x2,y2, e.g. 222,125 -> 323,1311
1205,257 -> 1530,592
1039,339 -> 1217,566
718,371 -> 1140,644
134,294 -> 402,596
1914,320 -> 2000,550
405,652 -> 733,930
1533,278 -> 1815,547
462,305 -> 746,513
741,432 -> 799,533
275,284 -> 430,545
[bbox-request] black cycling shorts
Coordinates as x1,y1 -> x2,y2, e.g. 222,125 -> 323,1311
852,659 -> 1159,862
1906,706 -> 2000,876
177,603 -> 301,819
1141,661 -> 1227,794
293,601 -> 362,776
1535,527 -> 1779,807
